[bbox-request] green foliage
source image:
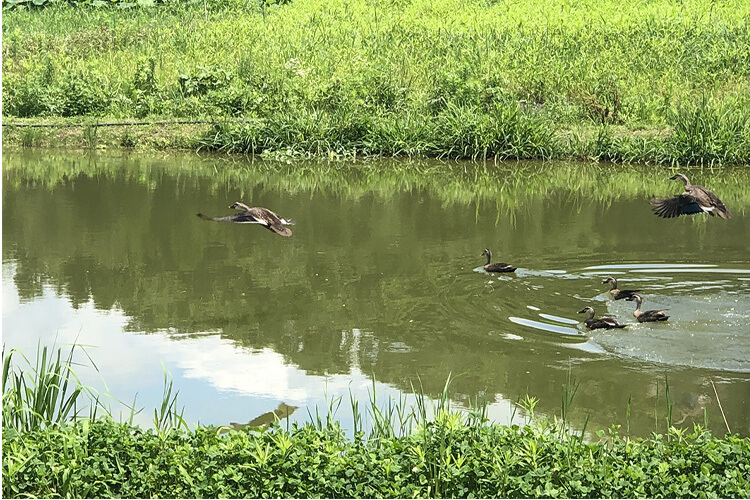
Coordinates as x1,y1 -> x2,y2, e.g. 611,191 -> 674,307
667,97 -> 750,166
3,0 -> 750,163
3,418 -> 749,498
2,343 -> 749,497
2,0 -> 171,9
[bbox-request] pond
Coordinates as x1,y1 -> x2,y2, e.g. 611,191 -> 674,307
3,150 -> 749,437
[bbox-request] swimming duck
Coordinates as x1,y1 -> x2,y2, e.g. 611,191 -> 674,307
481,248 -> 516,273
197,202 -> 295,237
650,173 -> 731,219
577,306 -> 627,330
626,294 -> 669,322
602,277 -> 641,300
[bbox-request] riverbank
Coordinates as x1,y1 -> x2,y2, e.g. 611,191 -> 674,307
3,0 -> 750,164
4,417 -> 749,498
3,341 -> 750,498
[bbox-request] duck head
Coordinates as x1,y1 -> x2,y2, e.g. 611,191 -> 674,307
229,201 -> 252,211
578,306 -> 595,315
669,173 -> 690,186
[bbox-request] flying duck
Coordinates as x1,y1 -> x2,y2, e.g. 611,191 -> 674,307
602,277 -> 641,300
197,202 -> 295,236
650,173 -> 731,219
578,306 -> 627,330
626,294 -> 669,322
481,248 -> 516,273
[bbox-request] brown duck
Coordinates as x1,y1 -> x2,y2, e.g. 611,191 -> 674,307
197,202 -> 295,237
602,277 -> 641,300
650,173 -> 731,219
626,294 -> 669,323
578,306 -> 627,330
481,248 -> 516,273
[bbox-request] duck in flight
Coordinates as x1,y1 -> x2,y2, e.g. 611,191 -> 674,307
650,173 -> 731,219
197,202 -> 295,237
481,248 -> 516,273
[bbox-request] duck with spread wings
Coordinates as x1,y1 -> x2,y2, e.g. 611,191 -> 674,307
650,173 -> 731,219
197,202 -> 295,237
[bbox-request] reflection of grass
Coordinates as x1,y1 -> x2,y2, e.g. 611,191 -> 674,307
4,151 -> 750,214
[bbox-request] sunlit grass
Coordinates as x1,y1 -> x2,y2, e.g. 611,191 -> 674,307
3,0 -> 750,163
3,344 -> 748,498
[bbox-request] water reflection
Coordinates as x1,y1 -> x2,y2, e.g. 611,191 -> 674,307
3,151 -> 750,437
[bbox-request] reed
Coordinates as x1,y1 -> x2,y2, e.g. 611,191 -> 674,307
1,343 -> 91,432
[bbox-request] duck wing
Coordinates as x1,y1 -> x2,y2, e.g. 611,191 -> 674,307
613,289 -> 641,300
246,207 -> 293,237
650,194 -> 705,218
591,317 -> 626,329
197,212 -> 268,223
692,185 -> 731,219
638,310 -> 669,322
485,263 -> 517,273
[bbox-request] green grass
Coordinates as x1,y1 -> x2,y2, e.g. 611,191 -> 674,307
3,400 -> 750,498
2,343 -> 94,433
3,343 -> 749,498
3,0 -> 750,163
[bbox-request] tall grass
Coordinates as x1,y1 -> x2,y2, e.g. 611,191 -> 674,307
2,343 -> 187,435
2,343 -> 94,433
3,0 -> 750,163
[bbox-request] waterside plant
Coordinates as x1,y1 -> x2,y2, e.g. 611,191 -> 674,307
2,345 -> 750,498
3,0 -> 750,164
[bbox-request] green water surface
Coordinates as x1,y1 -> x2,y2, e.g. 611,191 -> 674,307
3,151 -> 749,437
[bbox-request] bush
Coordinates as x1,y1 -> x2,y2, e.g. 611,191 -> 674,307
3,419 -> 749,498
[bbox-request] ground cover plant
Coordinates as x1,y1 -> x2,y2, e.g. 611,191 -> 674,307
3,0 -> 750,163
3,345 -> 750,498
4,416 -> 750,498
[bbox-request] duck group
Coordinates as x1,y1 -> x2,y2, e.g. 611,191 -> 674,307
574,172 -> 731,330
577,277 -> 671,330
198,172 -> 731,333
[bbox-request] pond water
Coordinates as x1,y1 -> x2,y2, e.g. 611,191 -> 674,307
3,150 -> 749,437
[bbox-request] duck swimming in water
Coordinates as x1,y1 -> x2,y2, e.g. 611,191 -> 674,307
578,306 -> 627,330
626,294 -> 669,322
602,277 -> 641,300
197,202 -> 295,237
650,173 -> 731,219
481,248 -> 516,273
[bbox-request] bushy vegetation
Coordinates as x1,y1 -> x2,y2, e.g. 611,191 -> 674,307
3,0 -> 750,163
3,343 -> 750,498
4,416 -> 750,498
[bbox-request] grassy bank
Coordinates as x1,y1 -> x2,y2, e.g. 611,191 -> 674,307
3,0 -> 750,163
5,418 -> 750,498
3,344 -> 750,498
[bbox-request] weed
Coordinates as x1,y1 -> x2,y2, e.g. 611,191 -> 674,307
83,123 -> 98,148
119,128 -> 139,147
19,127 -> 44,147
